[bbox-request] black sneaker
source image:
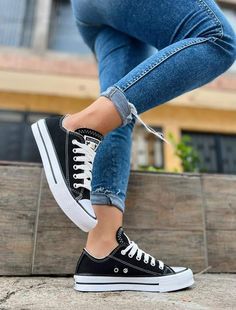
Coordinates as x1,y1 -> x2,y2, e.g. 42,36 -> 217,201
31,116 -> 103,232
74,227 -> 194,292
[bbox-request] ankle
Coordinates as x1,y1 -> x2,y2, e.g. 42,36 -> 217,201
62,114 -> 89,132
86,224 -> 120,258
86,238 -> 119,258
85,204 -> 123,258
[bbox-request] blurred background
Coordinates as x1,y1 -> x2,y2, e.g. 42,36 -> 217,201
0,0 -> 235,174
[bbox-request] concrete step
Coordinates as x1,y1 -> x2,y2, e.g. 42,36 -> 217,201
0,275 -> 235,309
1,161 -> 236,275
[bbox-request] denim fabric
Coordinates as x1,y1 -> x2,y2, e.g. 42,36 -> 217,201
71,0 -> 236,212
88,28 -> 154,212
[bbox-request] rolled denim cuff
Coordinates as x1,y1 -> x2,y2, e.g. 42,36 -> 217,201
91,190 -> 125,213
100,86 -> 136,127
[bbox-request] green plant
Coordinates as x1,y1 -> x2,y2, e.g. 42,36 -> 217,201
138,165 -> 165,172
168,132 -> 200,172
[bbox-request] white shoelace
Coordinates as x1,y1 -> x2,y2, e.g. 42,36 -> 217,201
129,102 -> 171,145
72,139 -> 96,191
121,241 -> 164,270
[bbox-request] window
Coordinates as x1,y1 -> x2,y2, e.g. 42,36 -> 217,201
48,0 -> 91,55
0,0 -> 35,47
182,131 -> 236,174
222,7 -> 236,72
132,126 -> 164,170
0,110 -> 59,163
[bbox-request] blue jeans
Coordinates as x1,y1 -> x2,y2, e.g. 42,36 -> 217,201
71,0 -> 236,212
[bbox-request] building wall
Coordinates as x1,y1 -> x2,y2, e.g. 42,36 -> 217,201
0,0 -> 235,173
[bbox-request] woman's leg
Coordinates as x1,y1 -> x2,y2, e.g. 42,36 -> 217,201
67,0 -> 236,136
84,28 -> 155,257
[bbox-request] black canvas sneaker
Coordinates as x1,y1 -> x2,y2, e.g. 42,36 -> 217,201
74,227 -> 194,292
31,116 -> 103,232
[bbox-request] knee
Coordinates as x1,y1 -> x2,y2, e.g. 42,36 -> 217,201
221,25 -> 236,69
213,18 -> 236,73
198,5 -> 236,73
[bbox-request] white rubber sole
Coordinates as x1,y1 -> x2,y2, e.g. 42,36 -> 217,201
31,119 -> 97,232
74,268 -> 194,292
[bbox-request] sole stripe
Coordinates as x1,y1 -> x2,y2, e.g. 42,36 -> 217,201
75,281 -> 159,286
37,122 -> 57,184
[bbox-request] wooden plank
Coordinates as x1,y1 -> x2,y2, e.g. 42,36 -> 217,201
33,172 -> 206,274
2,164 -> 236,275
32,172 -> 87,274
207,230 -> 236,272
125,172 -> 204,231
202,174 -> 236,230
32,228 -> 86,274
33,228 -> 206,274
203,174 -> 236,272
0,165 -> 41,275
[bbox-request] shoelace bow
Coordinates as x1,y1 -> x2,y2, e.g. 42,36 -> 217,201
121,241 -> 164,270
72,139 -> 96,191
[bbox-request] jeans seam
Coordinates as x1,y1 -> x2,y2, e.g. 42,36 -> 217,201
113,84 -> 125,93
119,37 -> 210,92
195,0 -> 224,41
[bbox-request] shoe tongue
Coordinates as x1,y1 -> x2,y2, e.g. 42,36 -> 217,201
116,227 -> 131,245
75,128 -> 103,151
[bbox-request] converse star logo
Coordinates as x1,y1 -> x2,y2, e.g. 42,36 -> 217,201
84,135 -> 100,151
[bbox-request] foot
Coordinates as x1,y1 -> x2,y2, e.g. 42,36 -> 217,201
31,116 -> 103,232
74,227 -> 194,292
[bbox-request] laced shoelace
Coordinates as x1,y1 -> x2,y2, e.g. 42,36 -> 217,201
121,241 -> 164,270
71,139 -> 96,191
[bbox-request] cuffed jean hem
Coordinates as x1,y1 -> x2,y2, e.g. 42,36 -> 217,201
91,191 -> 125,213
100,85 -> 137,127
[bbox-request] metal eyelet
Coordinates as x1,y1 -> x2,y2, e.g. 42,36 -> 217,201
114,267 -> 119,273
144,260 -> 149,264
73,165 -> 77,170
73,174 -> 77,179
151,262 -> 155,267
72,139 -> 77,144
136,256 -> 141,261
123,268 -> 128,274
72,149 -> 77,153
121,250 -> 125,255
73,156 -> 77,161
128,253 -> 132,258
73,183 -> 78,188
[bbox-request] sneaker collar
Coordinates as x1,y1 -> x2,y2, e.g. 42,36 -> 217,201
116,227 -> 131,246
